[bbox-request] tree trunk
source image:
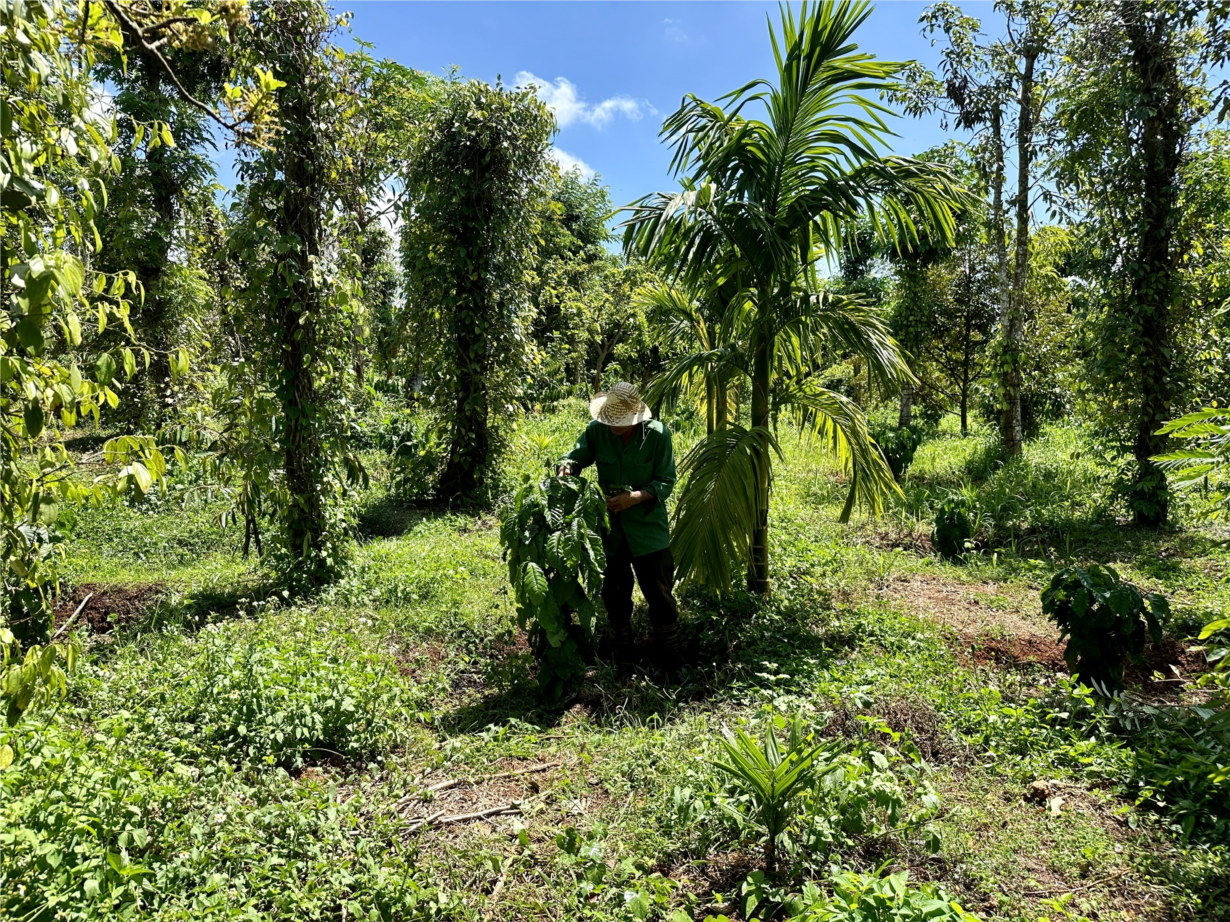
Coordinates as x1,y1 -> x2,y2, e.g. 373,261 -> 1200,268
989,105 -> 1017,456
961,314 -> 971,436
748,302 -> 773,595
716,375 -> 728,430
898,382 -> 913,428
705,377 -> 716,435
1004,49 -> 1036,459
440,272 -> 490,499
1126,12 -> 1181,528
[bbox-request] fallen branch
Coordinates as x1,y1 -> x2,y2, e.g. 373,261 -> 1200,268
488,761 -> 560,782
50,593 -> 95,642
405,803 -> 521,833
1021,868 -> 1130,898
481,864 -> 511,922
403,762 -> 560,802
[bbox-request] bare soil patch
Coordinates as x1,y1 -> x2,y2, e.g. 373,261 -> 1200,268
888,573 -> 1211,697
53,582 -> 163,634
886,573 -> 1046,638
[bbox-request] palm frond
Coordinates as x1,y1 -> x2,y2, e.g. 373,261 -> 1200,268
671,425 -> 782,587
775,381 -> 900,522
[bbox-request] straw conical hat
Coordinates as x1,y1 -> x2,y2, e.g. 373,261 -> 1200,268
589,382 -> 653,427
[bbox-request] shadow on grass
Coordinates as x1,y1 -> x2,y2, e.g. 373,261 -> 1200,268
437,588 -> 858,735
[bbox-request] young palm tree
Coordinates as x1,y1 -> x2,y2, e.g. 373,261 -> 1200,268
635,271 -> 745,434
622,1 -> 970,593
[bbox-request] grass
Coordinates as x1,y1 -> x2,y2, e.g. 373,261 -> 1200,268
3,404 -> 1228,921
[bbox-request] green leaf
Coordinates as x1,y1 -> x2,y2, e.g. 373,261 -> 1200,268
522,561 -> 548,605
24,401 -> 44,438
95,352 -> 116,385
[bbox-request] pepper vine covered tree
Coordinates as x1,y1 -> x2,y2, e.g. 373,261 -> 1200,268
401,78 -> 554,501
1054,0 -> 1226,526
221,0 -> 375,580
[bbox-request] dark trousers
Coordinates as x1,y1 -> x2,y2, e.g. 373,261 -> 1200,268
601,531 -> 679,636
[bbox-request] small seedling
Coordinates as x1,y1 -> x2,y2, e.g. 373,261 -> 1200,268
711,713 -> 843,876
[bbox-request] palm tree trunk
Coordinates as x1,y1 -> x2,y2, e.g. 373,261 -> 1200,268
706,376 -> 716,435
716,376 -> 728,429
749,308 -> 772,595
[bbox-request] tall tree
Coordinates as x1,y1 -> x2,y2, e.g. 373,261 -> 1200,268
623,1 -> 968,593
898,0 -> 1066,456
401,79 -> 554,500
93,38 -> 226,428
1054,0 -> 1223,526
223,0 -> 372,578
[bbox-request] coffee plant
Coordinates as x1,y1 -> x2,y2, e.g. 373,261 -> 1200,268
499,476 -> 608,698
871,423 -> 925,480
1042,564 -> 1170,692
931,496 -> 974,558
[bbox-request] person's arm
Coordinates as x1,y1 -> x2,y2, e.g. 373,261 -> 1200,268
560,423 -> 596,475
610,425 -> 676,512
645,425 -> 676,502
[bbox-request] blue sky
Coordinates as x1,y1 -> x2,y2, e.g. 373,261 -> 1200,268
213,1 -> 984,209
337,0 -> 970,208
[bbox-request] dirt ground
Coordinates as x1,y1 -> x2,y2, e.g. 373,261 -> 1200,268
52,582 -> 163,634
883,573 -> 1209,698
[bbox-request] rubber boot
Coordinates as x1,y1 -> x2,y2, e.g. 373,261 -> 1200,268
610,626 -> 635,675
654,622 -> 685,683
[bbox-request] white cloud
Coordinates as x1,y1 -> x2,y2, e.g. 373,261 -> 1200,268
516,71 -> 646,129
663,18 -> 689,43
549,147 -> 595,179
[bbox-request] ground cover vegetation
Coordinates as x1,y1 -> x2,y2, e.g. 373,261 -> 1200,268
2,0 -> 1229,919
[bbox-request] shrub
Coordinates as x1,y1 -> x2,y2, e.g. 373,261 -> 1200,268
1132,615 -> 1230,844
1041,564 -> 1169,692
797,869 -> 980,921
871,424 -> 925,480
931,496 -> 973,558
381,411 -> 443,501
184,618 -> 412,768
499,475 -> 608,698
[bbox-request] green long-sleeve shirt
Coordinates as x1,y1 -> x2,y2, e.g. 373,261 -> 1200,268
563,419 -> 676,557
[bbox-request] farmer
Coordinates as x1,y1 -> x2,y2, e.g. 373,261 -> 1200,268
559,382 -> 682,676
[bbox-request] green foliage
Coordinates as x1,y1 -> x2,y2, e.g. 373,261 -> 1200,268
1154,406 -> 1230,519
379,410 -> 443,501
931,495 -> 974,559
183,618 -> 412,768
1053,4 -> 1226,526
870,424 -> 926,480
623,0 -> 966,591
671,425 -> 782,589
1,0 -> 186,724
794,870 -> 980,922
1131,614 -> 1230,845
401,77 -> 554,499
1042,565 -> 1170,693
499,475 -> 608,698
710,714 -> 843,876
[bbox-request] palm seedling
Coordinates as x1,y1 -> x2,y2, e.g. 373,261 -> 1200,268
712,714 -> 844,876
